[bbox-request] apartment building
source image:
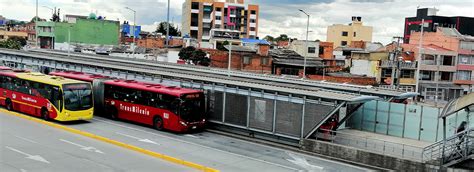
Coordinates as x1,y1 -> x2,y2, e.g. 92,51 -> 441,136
327,16 -> 373,47
181,0 -> 259,47
410,27 -> 474,94
404,8 -> 474,43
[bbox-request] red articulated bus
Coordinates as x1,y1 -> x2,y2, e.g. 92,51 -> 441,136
50,71 -> 206,132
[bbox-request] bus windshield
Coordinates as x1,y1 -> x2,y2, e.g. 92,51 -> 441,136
63,83 -> 93,111
180,93 -> 205,122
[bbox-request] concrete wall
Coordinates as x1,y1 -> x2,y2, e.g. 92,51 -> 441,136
301,139 -> 439,171
289,40 -> 319,58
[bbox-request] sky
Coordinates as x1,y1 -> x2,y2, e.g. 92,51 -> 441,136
1,0 -> 473,44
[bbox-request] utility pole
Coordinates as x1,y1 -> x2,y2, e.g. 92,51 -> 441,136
299,9 -> 310,79
435,54 -> 440,107
35,0 -> 38,48
391,36 -> 403,89
415,19 -> 425,101
166,0 -> 170,50
125,7 -> 136,59
228,38 -> 232,77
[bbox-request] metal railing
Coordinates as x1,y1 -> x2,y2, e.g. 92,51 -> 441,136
422,128 -> 474,166
316,129 -> 425,161
380,60 -> 417,69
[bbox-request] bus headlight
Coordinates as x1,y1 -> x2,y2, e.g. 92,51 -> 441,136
66,113 -> 70,116
180,121 -> 188,126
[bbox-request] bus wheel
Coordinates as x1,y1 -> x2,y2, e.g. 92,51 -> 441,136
153,116 -> 163,131
41,109 -> 50,121
5,99 -> 13,111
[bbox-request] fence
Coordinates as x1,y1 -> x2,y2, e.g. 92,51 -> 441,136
203,91 -> 339,140
347,100 -> 473,143
316,129 -> 424,161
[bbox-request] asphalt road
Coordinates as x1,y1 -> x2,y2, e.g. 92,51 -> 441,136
68,116 -> 374,172
0,109 -> 375,172
0,111 -> 197,172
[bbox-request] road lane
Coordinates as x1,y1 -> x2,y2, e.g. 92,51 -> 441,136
0,111 -> 197,172
69,116 -> 374,172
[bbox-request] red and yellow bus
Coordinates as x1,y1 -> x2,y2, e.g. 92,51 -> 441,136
0,70 -> 94,121
50,71 -> 206,132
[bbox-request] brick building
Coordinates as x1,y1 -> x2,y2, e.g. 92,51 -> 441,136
206,44 -> 272,73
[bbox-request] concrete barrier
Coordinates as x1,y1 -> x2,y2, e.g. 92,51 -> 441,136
300,139 -> 440,171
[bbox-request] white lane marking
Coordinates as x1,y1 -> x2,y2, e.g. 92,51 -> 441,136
115,132 -> 160,145
13,135 -> 38,144
59,139 -> 105,154
93,118 -> 299,171
286,152 -> 324,172
5,146 -> 50,164
184,134 -> 199,139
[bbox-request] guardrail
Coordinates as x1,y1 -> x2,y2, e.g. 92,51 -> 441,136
316,129 -> 424,161
422,128 -> 473,166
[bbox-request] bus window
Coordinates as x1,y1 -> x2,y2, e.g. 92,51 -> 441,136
63,83 -> 93,111
180,93 -> 205,122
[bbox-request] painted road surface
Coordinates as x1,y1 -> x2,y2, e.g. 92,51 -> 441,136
0,111 -> 197,172
70,116 -> 375,172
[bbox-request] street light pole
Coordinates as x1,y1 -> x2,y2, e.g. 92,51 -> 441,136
166,0 -> 170,50
125,7 -> 136,58
42,6 -> 53,17
299,9 -> 310,79
228,38 -> 232,77
35,0 -> 38,48
68,26 -> 71,56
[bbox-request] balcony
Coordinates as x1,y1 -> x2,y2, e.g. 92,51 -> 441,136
203,18 -> 212,23
250,14 -> 257,19
250,23 -> 257,27
380,60 -> 417,69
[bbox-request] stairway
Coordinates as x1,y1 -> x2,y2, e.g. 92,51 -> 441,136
422,128 -> 474,168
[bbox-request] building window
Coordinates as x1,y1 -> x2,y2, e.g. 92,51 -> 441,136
191,2 -> 199,9
457,71 -> 472,80
442,56 -> 454,66
342,31 -> 348,36
401,70 -> 415,78
336,60 -> 345,66
353,32 -> 357,37
319,47 -> 324,56
250,19 -> 256,23
243,56 -> 251,65
420,71 -> 434,81
422,54 -> 436,65
341,41 -> 347,46
251,10 -> 256,15
216,16 -> 221,20
216,7 -> 222,12
261,58 -> 269,65
458,55 -> 472,65
250,27 -> 256,31
308,47 -> 316,54
440,72 -> 453,81
214,24 -> 221,28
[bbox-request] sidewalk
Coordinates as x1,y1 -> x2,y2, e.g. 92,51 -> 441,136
330,129 -> 433,161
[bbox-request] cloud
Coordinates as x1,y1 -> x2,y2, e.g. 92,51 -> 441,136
1,0 -> 473,44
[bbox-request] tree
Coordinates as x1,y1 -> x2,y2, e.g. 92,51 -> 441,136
191,50 -> 210,66
30,16 -> 45,23
156,22 -> 180,37
263,35 -> 274,43
178,47 -> 210,66
217,40 -> 229,51
0,39 -> 22,50
275,34 -> 289,42
8,36 -> 27,46
178,46 -> 196,63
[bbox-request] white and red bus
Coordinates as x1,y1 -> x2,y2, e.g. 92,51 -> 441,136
50,71 -> 206,132
0,69 -> 94,121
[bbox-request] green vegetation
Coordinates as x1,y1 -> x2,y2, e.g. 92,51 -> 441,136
178,46 -> 210,66
0,37 -> 24,50
156,22 -> 180,37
